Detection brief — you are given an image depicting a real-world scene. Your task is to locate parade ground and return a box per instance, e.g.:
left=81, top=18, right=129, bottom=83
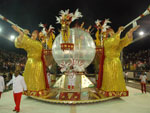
left=0, top=86, right=150, bottom=113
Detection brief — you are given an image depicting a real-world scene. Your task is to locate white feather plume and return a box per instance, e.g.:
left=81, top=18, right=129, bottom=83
left=95, top=19, right=101, bottom=26
left=59, top=9, right=69, bottom=16
left=39, top=22, right=45, bottom=28
left=56, top=9, right=82, bottom=24
left=103, top=19, right=111, bottom=26
left=64, top=9, right=70, bottom=15
left=72, top=9, right=83, bottom=21
left=102, top=19, right=111, bottom=32
left=41, top=28, right=47, bottom=36
left=56, top=16, right=61, bottom=24
left=48, top=25, right=55, bottom=31
left=59, top=10, right=65, bottom=16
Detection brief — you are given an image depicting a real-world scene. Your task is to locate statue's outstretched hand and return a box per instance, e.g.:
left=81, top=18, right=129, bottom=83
left=23, top=29, right=29, bottom=35
left=116, top=26, right=124, bottom=34
left=12, top=25, right=23, bottom=36
left=127, top=25, right=140, bottom=38
left=118, top=26, right=125, bottom=32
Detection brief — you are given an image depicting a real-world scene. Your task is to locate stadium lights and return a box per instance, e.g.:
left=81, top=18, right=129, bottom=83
left=10, top=35, right=15, bottom=41
left=139, top=31, right=144, bottom=36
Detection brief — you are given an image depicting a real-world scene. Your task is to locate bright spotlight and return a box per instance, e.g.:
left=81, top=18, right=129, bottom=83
left=139, top=31, right=144, bottom=36
left=10, top=35, right=15, bottom=41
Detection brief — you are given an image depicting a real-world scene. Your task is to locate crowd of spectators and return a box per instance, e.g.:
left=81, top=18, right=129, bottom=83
left=123, top=49, right=150, bottom=71
left=0, top=49, right=26, bottom=73
left=0, top=49, right=26, bottom=88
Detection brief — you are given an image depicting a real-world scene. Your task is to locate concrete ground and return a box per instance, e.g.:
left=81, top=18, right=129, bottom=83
left=0, top=86, right=150, bottom=113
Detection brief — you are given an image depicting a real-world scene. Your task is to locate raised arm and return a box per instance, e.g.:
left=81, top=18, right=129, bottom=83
left=12, top=25, right=31, bottom=50
left=118, top=25, right=140, bottom=51
left=12, top=25, right=24, bottom=43
left=12, top=25, right=42, bottom=52
left=116, top=26, right=124, bottom=34
left=6, top=78, right=13, bottom=86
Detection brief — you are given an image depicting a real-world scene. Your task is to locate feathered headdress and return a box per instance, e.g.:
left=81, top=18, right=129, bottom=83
left=39, top=22, right=45, bottom=28
left=48, top=25, right=55, bottom=33
left=95, top=19, right=101, bottom=27
left=56, top=9, right=83, bottom=24
left=39, top=22, right=48, bottom=36
left=72, top=9, right=83, bottom=21
left=94, top=19, right=102, bottom=30
left=95, top=18, right=111, bottom=32
left=101, top=19, right=111, bottom=32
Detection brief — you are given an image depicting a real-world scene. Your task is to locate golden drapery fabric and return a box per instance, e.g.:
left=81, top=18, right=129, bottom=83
left=15, top=35, right=47, bottom=93
left=101, top=32, right=132, bottom=93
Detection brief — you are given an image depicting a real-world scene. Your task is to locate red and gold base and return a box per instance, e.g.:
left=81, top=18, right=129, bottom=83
left=96, top=47, right=102, bottom=53
left=99, top=90, right=128, bottom=97
left=59, top=92, right=80, bottom=100
left=61, top=43, right=74, bottom=51
left=43, top=49, right=52, bottom=55
left=23, top=89, right=50, bottom=97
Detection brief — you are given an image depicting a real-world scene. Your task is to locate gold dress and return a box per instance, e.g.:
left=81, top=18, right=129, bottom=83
left=100, top=32, right=132, bottom=97
left=15, top=35, right=49, bottom=96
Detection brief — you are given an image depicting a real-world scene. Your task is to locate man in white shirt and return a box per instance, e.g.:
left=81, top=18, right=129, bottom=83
left=7, top=70, right=27, bottom=113
left=140, top=72, right=147, bottom=93
left=0, top=75, right=5, bottom=98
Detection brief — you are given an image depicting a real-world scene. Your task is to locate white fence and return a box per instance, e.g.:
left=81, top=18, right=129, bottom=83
left=127, top=72, right=150, bottom=81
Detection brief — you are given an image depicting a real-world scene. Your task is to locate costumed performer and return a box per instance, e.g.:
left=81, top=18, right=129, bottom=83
left=100, top=25, right=140, bottom=97
left=12, top=25, right=49, bottom=97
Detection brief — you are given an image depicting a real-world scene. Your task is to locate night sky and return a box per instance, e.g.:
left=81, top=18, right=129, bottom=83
left=0, top=0, right=150, bottom=53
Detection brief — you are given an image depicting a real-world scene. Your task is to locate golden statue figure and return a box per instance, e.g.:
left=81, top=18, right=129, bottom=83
left=94, top=19, right=103, bottom=47
left=47, top=25, right=55, bottom=49
left=99, top=26, right=140, bottom=97
left=56, top=9, right=82, bottom=42
left=12, top=25, right=49, bottom=97
left=60, top=20, right=70, bottom=42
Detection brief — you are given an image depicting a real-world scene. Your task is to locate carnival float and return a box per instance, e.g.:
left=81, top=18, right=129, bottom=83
left=0, top=5, right=150, bottom=104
